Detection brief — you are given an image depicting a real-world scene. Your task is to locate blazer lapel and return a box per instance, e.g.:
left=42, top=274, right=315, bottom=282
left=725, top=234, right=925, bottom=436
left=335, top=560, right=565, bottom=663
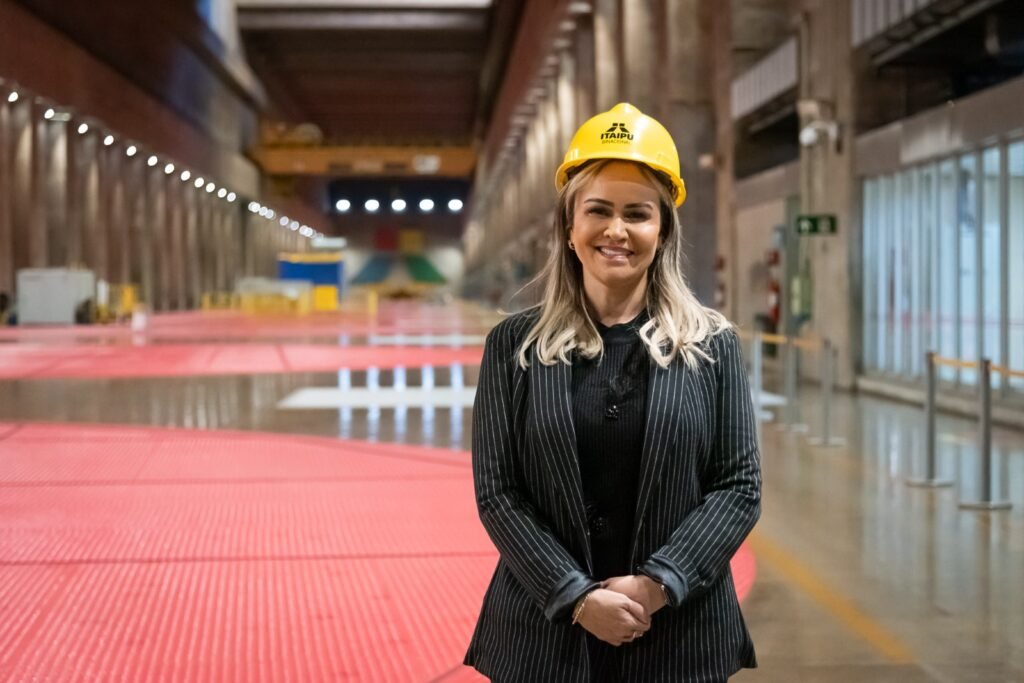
left=530, top=356, right=593, bottom=571
left=630, top=354, right=687, bottom=563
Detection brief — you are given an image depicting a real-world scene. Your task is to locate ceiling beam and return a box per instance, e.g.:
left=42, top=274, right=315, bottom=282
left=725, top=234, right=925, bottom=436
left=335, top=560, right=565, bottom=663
left=236, top=0, right=491, bottom=8
left=255, top=145, right=477, bottom=177
left=481, top=0, right=572, bottom=171
left=238, top=9, right=487, bottom=32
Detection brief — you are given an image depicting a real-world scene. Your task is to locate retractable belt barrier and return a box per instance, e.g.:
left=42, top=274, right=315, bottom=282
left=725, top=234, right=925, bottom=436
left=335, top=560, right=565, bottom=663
left=737, top=330, right=844, bottom=448
left=907, top=352, right=1015, bottom=511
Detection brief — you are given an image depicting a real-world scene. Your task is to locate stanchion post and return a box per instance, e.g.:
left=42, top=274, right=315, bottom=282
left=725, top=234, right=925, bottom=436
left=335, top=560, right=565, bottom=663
left=809, top=339, right=846, bottom=447
left=751, top=332, right=764, bottom=422
left=908, top=351, right=952, bottom=488
left=959, top=358, right=1012, bottom=510
left=777, top=339, right=808, bottom=433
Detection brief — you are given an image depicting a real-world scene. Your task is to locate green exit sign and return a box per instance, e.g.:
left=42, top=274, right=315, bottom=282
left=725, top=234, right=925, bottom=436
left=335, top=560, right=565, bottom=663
left=795, top=214, right=837, bottom=235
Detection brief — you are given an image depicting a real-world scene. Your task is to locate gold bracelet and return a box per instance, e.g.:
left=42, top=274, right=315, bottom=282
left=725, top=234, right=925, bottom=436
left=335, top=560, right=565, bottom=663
left=571, top=593, right=591, bottom=625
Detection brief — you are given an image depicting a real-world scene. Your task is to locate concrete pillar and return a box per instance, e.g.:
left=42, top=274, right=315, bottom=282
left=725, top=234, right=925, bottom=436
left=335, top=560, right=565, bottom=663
left=43, top=118, right=69, bottom=267
left=28, top=112, right=47, bottom=268
left=661, top=0, right=718, bottom=305
left=78, top=130, right=102, bottom=279
left=186, top=189, right=200, bottom=307
left=0, top=98, right=12, bottom=294
left=573, top=13, right=597, bottom=118
left=593, top=0, right=622, bottom=111
left=797, top=0, right=856, bottom=387
left=713, top=0, right=737, bottom=319
left=622, top=0, right=669, bottom=120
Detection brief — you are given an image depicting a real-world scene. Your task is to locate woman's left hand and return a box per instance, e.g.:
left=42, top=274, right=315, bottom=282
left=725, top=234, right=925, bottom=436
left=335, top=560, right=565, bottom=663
left=602, top=575, right=668, bottom=617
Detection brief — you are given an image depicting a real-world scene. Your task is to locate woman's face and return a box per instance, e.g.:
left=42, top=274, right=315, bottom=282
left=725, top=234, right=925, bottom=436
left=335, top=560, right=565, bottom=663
left=569, top=161, right=663, bottom=293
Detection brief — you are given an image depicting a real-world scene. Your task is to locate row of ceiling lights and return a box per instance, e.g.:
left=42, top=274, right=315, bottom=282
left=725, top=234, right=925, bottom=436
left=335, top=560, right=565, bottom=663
left=334, top=198, right=464, bottom=214
left=3, top=80, right=322, bottom=241
left=246, top=202, right=320, bottom=238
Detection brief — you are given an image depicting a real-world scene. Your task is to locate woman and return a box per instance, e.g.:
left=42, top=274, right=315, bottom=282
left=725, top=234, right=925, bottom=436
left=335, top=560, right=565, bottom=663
left=465, top=103, right=761, bottom=682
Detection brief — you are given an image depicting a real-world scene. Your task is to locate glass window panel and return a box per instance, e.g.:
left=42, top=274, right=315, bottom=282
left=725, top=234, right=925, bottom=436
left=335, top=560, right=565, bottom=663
left=1009, top=142, right=1024, bottom=392
left=863, top=179, right=879, bottom=371
left=981, top=147, right=1002, bottom=374
left=920, top=163, right=937, bottom=358
left=938, top=160, right=958, bottom=382
left=892, top=172, right=906, bottom=374
left=959, top=153, right=978, bottom=385
left=879, top=174, right=893, bottom=372
left=907, top=167, right=923, bottom=377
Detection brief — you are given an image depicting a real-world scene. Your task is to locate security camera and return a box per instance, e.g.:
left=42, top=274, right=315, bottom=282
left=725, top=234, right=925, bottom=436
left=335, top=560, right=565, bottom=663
left=798, top=120, right=840, bottom=150
left=799, top=125, right=820, bottom=147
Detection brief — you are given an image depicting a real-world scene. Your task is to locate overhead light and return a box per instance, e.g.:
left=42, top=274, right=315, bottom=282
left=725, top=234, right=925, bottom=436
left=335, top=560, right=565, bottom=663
left=392, top=198, right=406, bottom=213
left=6, top=91, right=18, bottom=103
left=147, top=155, right=158, bottom=167
left=227, top=192, right=236, bottom=202
left=419, top=198, right=435, bottom=213
left=365, top=199, right=380, bottom=213
left=560, top=20, right=576, bottom=32
left=77, top=123, right=89, bottom=135
left=194, top=177, right=205, bottom=188
left=448, top=198, right=464, bottom=213
left=43, top=108, right=55, bottom=120
left=259, top=207, right=269, bottom=217
left=164, top=163, right=175, bottom=175
left=103, top=135, right=115, bottom=146
left=266, top=209, right=275, bottom=220
left=126, top=145, right=138, bottom=157
left=280, top=216, right=290, bottom=226
left=205, top=182, right=215, bottom=193
left=290, top=220, right=300, bottom=230
left=335, top=199, right=351, bottom=213
left=217, top=188, right=227, bottom=199
left=248, top=201, right=260, bottom=213
left=568, top=1, right=592, bottom=15
left=180, top=170, right=192, bottom=182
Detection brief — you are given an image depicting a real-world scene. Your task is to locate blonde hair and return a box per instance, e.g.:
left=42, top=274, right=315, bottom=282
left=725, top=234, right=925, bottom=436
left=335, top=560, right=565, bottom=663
left=516, top=159, right=730, bottom=369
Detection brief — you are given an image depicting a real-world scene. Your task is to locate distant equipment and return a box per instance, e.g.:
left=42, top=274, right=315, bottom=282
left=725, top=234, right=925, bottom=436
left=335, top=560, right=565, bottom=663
left=17, top=268, right=96, bottom=325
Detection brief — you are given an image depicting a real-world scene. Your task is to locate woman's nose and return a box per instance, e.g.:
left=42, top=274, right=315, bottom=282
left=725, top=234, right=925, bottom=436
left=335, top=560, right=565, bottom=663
left=603, top=216, right=627, bottom=239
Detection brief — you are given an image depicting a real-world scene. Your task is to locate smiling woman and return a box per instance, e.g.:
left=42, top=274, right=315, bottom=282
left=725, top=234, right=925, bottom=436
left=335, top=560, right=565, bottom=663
left=465, top=103, right=762, bottom=683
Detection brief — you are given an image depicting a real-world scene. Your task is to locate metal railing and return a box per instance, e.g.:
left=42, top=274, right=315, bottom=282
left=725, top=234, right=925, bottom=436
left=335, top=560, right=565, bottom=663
left=907, top=351, right=1020, bottom=511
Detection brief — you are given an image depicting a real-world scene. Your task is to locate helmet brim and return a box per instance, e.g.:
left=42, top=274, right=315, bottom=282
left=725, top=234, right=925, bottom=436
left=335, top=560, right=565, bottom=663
left=554, top=154, right=687, bottom=207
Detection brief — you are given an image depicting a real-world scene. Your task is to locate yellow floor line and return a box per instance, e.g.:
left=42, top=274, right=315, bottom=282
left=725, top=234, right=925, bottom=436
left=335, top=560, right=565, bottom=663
left=748, top=532, right=916, bottom=664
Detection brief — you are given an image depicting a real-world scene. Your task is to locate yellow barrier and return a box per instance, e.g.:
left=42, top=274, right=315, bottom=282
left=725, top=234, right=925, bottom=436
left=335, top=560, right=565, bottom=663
left=991, top=363, right=1024, bottom=380
left=932, top=355, right=979, bottom=371
left=312, top=286, right=339, bottom=312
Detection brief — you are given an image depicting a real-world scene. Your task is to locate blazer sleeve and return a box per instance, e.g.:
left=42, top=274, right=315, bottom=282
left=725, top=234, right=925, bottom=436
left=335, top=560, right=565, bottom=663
left=472, top=321, right=599, bottom=622
left=639, top=329, right=762, bottom=607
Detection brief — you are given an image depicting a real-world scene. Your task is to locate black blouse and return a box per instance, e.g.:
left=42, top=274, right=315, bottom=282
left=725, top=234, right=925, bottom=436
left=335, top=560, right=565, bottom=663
left=572, top=310, right=651, bottom=681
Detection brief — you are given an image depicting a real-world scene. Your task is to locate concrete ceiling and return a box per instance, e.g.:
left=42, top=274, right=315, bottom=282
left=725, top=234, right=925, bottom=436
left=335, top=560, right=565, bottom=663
left=238, top=0, right=524, bottom=148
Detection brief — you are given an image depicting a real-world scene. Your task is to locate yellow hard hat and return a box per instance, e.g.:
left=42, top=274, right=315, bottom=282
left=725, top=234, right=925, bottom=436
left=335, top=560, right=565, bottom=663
left=555, top=102, right=686, bottom=207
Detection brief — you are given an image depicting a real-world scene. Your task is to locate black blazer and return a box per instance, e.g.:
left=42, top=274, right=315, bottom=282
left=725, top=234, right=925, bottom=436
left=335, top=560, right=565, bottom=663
left=465, top=311, right=762, bottom=683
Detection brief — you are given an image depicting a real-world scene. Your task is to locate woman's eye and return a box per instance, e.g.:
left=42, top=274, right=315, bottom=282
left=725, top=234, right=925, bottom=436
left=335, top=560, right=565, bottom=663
left=586, top=207, right=609, bottom=216
left=628, top=212, right=650, bottom=221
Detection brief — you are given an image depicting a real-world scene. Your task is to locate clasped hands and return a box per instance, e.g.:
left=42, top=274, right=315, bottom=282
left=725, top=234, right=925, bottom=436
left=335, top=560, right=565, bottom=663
left=574, top=574, right=667, bottom=646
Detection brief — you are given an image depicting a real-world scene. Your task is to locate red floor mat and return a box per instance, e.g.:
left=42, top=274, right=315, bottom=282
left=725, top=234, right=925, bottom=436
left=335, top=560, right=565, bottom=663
left=0, top=344, right=483, bottom=380
left=0, top=308, right=496, bottom=344
left=0, top=423, right=756, bottom=681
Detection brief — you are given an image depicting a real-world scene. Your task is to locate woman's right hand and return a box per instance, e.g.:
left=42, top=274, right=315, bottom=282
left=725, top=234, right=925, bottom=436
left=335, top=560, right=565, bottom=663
left=576, top=588, right=651, bottom=646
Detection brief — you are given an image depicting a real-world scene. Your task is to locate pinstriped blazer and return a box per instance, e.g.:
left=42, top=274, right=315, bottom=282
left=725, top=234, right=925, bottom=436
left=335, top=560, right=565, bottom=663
left=465, top=310, right=761, bottom=682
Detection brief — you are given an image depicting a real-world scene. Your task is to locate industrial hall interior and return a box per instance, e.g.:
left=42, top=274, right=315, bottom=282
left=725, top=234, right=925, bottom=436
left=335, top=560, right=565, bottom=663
left=1, top=0, right=1022, bottom=681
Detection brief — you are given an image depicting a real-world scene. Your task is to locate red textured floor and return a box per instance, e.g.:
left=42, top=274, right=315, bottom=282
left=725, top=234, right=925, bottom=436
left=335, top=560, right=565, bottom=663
left=0, top=344, right=483, bottom=380
left=0, top=308, right=495, bottom=344
left=0, top=423, right=756, bottom=682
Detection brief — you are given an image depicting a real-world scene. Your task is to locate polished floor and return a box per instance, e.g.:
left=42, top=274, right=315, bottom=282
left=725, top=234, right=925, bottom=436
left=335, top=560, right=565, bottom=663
left=1, top=302, right=1022, bottom=682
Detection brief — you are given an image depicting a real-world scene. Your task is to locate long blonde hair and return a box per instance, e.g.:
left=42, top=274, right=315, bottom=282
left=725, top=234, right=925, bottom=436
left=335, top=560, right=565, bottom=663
left=516, top=159, right=730, bottom=369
